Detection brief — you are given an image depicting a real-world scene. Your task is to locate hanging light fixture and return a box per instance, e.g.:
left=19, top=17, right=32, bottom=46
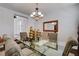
left=30, top=3, right=44, bottom=21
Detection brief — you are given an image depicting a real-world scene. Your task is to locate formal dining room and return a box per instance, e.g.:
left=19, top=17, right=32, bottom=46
left=0, top=3, right=79, bottom=56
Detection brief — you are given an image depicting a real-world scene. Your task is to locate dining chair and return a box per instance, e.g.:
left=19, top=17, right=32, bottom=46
left=62, top=39, right=78, bottom=56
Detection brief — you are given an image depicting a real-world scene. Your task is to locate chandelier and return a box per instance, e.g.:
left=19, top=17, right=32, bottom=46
left=30, top=3, right=44, bottom=21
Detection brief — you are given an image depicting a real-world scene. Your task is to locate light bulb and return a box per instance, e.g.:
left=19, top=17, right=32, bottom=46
left=30, top=14, right=33, bottom=17
left=40, top=14, right=43, bottom=17
left=32, top=12, right=36, bottom=15
left=38, top=12, right=41, bottom=15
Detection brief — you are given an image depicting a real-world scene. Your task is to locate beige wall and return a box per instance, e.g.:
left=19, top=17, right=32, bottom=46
left=34, top=5, right=78, bottom=53
left=0, top=6, right=35, bottom=38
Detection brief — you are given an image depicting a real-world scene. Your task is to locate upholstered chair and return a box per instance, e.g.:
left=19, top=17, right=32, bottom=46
left=41, top=32, right=48, bottom=40
left=20, top=32, right=29, bottom=41
left=48, top=33, right=57, bottom=42
left=62, top=39, right=78, bottom=56
left=5, top=35, right=37, bottom=56
left=5, top=36, right=22, bottom=56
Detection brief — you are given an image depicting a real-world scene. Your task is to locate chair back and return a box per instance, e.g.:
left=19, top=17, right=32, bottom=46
left=62, top=39, right=77, bottom=56
left=20, top=32, right=28, bottom=41
left=48, top=33, right=57, bottom=42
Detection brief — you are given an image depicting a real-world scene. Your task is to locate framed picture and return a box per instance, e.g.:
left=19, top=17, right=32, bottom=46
left=43, top=20, right=58, bottom=32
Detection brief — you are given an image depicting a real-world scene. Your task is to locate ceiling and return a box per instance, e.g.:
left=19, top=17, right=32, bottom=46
left=0, top=3, right=78, bottom=16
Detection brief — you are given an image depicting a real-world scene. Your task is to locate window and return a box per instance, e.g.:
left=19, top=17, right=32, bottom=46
left=14, top=16, right=27, bottom=39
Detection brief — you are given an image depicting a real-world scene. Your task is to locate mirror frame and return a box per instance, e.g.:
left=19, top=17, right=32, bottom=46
left=43, top=20, right=58, bottom=32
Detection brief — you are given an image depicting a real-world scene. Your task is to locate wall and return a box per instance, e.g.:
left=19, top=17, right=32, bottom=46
left=0, top=6, right=35, bottom=38
left=35, top=5, right=78, bottom=54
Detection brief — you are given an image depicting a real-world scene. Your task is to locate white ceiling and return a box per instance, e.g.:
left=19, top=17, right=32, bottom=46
left=0, top=3, right=78, bottom=16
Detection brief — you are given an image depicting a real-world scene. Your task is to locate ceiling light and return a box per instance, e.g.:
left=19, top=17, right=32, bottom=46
left=30, top=3, right=44, bottom=21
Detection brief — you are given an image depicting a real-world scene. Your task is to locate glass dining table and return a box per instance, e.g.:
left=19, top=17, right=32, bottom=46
left=16, top=39, right=59, bottom=56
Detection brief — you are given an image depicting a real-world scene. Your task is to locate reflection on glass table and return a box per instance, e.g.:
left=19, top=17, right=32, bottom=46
left=17, top=39, right=59, bottom=56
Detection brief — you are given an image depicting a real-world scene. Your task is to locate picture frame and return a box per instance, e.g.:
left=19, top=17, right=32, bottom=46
left=43, top=20, right=58, bottom=32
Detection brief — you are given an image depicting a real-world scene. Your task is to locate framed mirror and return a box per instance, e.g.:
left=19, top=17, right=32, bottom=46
left=43, top=20, right=58, bottom=32
left=43, top=20, right=58, bottom=50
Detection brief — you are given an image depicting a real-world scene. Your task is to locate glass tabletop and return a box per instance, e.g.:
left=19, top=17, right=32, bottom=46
left=17, top=39, right=58, bottom=56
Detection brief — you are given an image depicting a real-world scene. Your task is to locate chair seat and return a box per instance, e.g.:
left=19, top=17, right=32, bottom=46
left=18, top=43, right=26, bottom=49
